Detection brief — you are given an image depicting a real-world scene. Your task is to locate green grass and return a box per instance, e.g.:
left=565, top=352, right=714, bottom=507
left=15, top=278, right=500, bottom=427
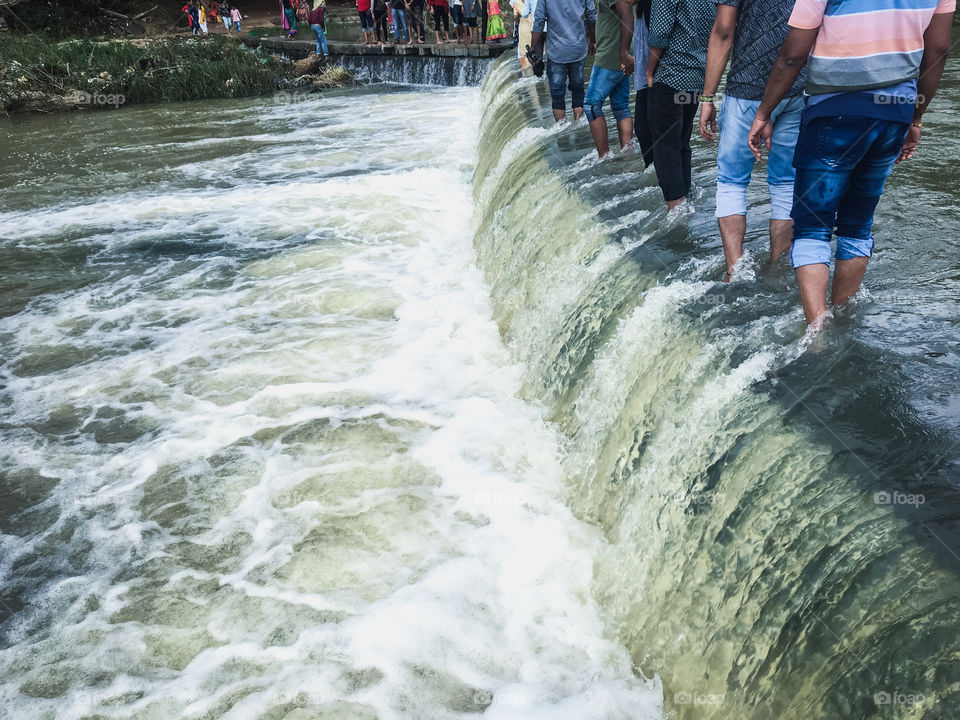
left=0, top=35, right=292, bottom=112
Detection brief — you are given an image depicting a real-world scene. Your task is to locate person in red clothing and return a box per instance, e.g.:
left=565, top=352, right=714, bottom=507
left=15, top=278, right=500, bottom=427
left=357, top=0, right=376, bottom=43
left=427, top=0, right=450, bottom=43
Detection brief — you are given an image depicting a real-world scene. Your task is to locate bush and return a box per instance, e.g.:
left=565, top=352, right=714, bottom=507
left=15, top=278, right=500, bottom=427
left=0, top=34, right=290, bottom=111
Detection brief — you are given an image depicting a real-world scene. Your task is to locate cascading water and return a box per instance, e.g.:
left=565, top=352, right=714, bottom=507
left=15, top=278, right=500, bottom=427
left=0, top=82, right=662, bottom=719
left=336, top=55, right=493, bottom=87
left=472, top=57, right=960, bottom=719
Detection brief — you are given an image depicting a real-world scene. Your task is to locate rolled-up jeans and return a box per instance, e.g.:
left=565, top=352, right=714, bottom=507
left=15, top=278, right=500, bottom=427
left=584, top=66, right=632, bottom=123
left=546, top=58, right=585, bottom=112
left=790, top=115, right=909, bottom=268
left=715, top=94, right=802, bottom=221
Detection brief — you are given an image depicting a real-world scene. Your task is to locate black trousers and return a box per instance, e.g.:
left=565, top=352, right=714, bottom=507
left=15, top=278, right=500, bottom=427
left=374, top=10, right=388, bottom=42
left=634, top=89, right=655, bottom=168
left=647, top=82, right=697, bottom=201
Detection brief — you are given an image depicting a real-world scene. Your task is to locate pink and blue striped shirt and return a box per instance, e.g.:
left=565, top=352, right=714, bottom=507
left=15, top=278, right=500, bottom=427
left=789, top=0, right=956, bottom=95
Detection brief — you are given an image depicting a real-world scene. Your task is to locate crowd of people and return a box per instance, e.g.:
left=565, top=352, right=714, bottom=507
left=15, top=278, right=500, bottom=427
left=518, top=0, right=954, bottom=325
left=182, top=0, right=245, bottom=35
left=353, top=0, right=508, bottom=45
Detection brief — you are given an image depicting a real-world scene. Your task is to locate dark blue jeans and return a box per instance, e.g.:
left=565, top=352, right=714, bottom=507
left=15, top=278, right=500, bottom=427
left=546, top=58, right=585, bottom=112
left=790, top=116, right=909, bottom=268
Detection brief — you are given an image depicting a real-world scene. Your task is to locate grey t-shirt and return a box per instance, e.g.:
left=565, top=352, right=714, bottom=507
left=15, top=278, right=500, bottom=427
left=533, top=0, right=599, bottom=65
left=718, top=0, right=805, bottom=100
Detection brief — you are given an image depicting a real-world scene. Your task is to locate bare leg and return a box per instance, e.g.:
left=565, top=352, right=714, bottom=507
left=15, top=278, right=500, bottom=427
left=553, top=109, right=566, bottom=122
left=718, top=214, right=747, bottom=281
left=796, top=263, right=830, bottom=324
left=588, top=117, right=609, bottom=158
left=616, top=117, right=633, bottom=150
left=666, top=198, right=684, bottom=211
left=831, top=257, right=869, bottom=307
left=769, top=219, right=792, bottom=264
left=572, top=107, right=583, bottom=120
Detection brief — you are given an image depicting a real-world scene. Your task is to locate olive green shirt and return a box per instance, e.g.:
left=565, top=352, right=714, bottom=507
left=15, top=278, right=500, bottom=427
left=593, top=0, right=623, bottom=72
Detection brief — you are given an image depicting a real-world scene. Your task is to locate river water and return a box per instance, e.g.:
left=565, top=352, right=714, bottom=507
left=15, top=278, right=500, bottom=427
left=1, top=57, right=959, bottom=720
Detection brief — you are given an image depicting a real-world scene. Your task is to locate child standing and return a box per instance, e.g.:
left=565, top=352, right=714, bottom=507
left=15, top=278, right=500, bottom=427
left=230, top=4, right=243, bottom=31
left=485, top=0, right=506, bottom=41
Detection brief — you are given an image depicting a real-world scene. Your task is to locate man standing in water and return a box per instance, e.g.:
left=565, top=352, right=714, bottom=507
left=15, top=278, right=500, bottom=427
left=698, top=0, right=805, bottom=281
left=646, top=0, right=715, bottom=209
left=747, top=0, right=955, bottom=324
left=583, top=0, right=634, bottom=157
left=531, top=0, right=598, bottom=122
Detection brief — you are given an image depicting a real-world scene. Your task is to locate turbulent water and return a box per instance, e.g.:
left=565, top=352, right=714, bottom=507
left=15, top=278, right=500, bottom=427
left=472, top=58, right=960, bottom=719
left=1, top=55, right=960, bottom=720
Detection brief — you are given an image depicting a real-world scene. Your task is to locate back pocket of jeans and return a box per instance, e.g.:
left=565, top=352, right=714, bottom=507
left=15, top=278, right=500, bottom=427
left=814, top=117, right=868, bottom=170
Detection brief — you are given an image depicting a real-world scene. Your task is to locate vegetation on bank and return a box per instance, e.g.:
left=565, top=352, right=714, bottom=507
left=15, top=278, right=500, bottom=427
left=0, top=34, right=350, bottom=115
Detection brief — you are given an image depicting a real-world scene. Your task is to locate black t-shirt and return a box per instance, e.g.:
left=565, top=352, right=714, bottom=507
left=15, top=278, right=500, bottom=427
left=390, top=0, right=405, bottom=9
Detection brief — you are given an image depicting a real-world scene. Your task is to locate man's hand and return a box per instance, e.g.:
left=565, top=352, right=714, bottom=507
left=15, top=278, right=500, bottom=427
left=747, top=110, right=773, bottom=161
left=699, top=101, right=717, bottom=142
left=620, top=50, right=634, bottom=75
left=589, top=41, right=597, bottom=55
left=896, top=125, right=921, bottom=164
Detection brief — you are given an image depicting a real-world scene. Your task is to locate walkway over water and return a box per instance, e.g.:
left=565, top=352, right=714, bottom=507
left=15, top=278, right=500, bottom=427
left=241, top=35, right=513, bottom=60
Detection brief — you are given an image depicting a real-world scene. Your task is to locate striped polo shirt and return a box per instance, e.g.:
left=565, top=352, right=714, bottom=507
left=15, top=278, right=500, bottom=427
left=789, top=0, right=956, bottom=95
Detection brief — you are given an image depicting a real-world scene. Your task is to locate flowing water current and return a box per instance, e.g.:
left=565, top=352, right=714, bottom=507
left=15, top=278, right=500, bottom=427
left=1, top=57, right=959, bottom=720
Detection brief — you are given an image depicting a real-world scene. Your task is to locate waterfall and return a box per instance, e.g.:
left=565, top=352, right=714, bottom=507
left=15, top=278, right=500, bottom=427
left=336, top=54, right=494, bottom=87
left=471, top=56, right=960, bottom=719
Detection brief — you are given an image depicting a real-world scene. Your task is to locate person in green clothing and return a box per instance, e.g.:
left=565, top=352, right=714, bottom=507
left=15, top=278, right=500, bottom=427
left=583, top=0, right=634, bottom=157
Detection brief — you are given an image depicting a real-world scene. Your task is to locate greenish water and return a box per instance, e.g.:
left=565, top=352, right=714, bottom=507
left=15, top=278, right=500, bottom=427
left=469, top=57, right=960, bottom=719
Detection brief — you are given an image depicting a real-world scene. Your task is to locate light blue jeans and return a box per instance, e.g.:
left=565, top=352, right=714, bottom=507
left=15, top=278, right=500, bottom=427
left=311, top=24, right=328, bottom=55
left=716, top=94, right=803, bottom=220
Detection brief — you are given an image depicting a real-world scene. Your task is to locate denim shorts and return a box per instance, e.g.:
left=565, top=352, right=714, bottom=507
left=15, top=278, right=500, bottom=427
left=584, top=66, right=632, bottom=123
left=716, top=94, right=802, bottom=220
left=790, top=115, right=909, bottom=268
left=358, top=9, right=374, bottom=30
left=451, top=4, right=464, bottom=26
left=546, top=58, right=585, bottom=111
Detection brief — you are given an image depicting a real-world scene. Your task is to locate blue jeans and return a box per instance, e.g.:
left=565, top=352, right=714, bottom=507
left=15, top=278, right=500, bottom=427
left=311, top=24, right=328, bottom=55
left=584, top=66, right=632, bottom=123
left=393, top=8, right=408, bottom=41
left=790, top=116, right=909, bottom=268
left=716, top=94, right=802, bottom=220
left=546, top=58, right=585, bottom=112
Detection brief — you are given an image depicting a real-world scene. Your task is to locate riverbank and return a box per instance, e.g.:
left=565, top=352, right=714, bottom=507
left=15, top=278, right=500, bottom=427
left=0, top=34, right=353, bottom=116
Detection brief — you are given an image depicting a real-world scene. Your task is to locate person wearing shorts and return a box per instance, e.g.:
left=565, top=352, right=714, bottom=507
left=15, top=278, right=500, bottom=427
left=357, top=0, right=375, bottom=43
left=450, top=0, right=466, bottom=42
left=531, top=0, right=598, bottom=122
left=428, top=0, right=451, bottom=42
left=584, top=0, right=633, bottom=157
left=462, top=0, right=480, bottom=43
